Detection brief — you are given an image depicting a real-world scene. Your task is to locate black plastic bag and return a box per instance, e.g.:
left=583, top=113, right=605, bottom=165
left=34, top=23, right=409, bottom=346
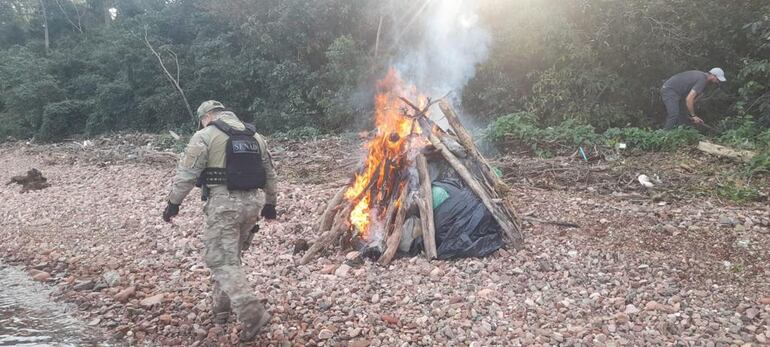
left=430, top=178, right=504, bottom=259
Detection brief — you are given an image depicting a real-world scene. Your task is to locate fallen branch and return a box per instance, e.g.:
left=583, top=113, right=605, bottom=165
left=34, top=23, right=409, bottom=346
left=697, top=141, right=756, bottom=163
left=522, top=216, right=580, bottom=229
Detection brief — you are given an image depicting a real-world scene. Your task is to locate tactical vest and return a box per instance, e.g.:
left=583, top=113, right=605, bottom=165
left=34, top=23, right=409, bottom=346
left=201, top=120, right=267, bottom=191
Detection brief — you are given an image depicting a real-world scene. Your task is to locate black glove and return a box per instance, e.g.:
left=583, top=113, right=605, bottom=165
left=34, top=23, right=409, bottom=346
left=162, top=202, right=180, bottom=223
left=261, top=204, right=277, bottom=220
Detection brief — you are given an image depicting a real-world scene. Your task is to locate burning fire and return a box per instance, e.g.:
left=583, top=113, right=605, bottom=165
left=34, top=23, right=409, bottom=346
left=345, top=68, right=427, bottom=238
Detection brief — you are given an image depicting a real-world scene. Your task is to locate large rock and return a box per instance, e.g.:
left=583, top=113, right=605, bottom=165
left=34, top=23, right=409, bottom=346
left=32, top=271, right=51, bottom=282
left=320, top=264, right=337, bottom=274
left=159, top=314, right=172, bottom=324
left=93, top=271, right=121, bottom=291
left=73, top=280, right=95, bottom=291
left=381, top=314, right=399, bottom=325
left=140, top=293, right=164, bottom=307
left=625, top=304, right=640, bottom=315
left=335, top=264, right=351, bottom=278
left=115, top=286, right=136, bottom=302
left=102, top=271, right=121, bottom=287
left=348, top=339, right=370, bottom=347
left=477, top=288, right=497, bottom=299
left=318, top=329, right=334, bottom=340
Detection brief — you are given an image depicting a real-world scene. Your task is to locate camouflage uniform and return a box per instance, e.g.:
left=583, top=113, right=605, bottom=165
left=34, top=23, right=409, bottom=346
left=166, top=110, right=277, bottom=330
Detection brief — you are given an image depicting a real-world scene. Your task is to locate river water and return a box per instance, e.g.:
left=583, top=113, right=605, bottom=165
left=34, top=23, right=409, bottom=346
left=0, top=262, right=104, bottom=346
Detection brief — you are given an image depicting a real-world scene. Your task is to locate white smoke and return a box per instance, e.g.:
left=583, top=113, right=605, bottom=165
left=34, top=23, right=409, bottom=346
left=394, top=0, right=490, bottom=99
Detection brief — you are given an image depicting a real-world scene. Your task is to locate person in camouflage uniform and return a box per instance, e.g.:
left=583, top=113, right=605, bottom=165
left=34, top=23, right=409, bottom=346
left=162, top=100, right=278, bottom=341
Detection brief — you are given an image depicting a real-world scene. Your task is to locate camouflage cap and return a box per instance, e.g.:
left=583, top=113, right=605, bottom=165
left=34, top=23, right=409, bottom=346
left=196, top=100, right=225, bottom=119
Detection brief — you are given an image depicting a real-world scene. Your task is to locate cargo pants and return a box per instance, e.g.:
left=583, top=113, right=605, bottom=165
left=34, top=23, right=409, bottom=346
left=203, top=186, right=264, bottom=321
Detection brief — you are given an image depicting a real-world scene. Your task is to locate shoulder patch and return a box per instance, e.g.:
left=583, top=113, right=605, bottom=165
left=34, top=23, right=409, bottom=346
left=181, top=143, right=206, bottom=169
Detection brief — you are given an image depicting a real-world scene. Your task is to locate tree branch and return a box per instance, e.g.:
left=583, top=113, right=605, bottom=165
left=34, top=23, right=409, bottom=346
left=144, top=27, right=196, bottom=124
left=54, top=0, right=83, bottom=34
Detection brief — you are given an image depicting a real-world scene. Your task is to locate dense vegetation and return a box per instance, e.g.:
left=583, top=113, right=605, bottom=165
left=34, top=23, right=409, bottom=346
left=1, top=0, right=769, bottom=144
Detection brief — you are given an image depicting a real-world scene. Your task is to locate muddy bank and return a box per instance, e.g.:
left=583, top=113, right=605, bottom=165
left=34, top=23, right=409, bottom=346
left=0, top=135, right=769, bottom=346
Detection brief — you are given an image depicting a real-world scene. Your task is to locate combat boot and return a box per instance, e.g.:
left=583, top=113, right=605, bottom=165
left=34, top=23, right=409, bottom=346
left=239, top=302, right=271, bottom=342
left=212, top=283, right=231, bottom=324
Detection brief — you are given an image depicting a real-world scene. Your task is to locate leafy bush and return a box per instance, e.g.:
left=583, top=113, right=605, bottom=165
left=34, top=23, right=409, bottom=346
left=488, top=112, right=601, bottom=145
left=714, top=116, right=770, bottom=175
left=716, top=179, right=763, bottom=202
left=603, top=127, right=703, bottom=152
left=486, top=112, right=539, bottom=143
left=85, top=81, right=136, bottom=135
left=717, top=116, right=764, bottom=149
left=747, top=152, right=770, bottom=175
left=488, top=112, right=706, bottom=154
left=37, top=100, right=93, bottom=142
left=734, top=59, right=770, bottom=124
left=526, top=66, right=639, bottom=129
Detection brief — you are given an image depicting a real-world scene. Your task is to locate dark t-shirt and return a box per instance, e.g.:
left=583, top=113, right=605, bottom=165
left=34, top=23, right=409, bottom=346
left=663, top=70, right=708, bottom=96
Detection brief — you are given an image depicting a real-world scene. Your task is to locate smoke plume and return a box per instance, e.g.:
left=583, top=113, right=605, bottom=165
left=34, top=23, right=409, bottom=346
left=394, top=0, right=490, bottom=100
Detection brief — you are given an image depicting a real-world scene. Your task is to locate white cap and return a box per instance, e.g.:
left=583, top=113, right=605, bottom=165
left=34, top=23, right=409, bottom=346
left=709, top=67, right=726, bottom=82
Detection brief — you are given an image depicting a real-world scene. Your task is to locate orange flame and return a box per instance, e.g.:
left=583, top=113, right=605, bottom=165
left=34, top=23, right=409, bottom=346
left=345, top=68, right=426, bottom=238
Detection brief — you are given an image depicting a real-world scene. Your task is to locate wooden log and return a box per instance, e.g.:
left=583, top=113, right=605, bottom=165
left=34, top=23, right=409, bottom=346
left=300, top=203, right=354, bottom=265
left=416, top=154, right=437, bottom=259
left=697, top=141, right=756, bottom=163
left=315, top=186, right=347, bottom=233
left=419, top=117, right=524, bottom=248
left=439, top=100, right=510, bottom=194
left=380, top=186, right=411, bottom=265
left=416, top=198, right=433, bottom=254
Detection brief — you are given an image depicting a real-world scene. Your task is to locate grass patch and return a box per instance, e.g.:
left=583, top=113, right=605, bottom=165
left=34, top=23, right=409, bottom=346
left=715, top=179, right=763, bottom=202
left=487, top=112, right=702, bottom=155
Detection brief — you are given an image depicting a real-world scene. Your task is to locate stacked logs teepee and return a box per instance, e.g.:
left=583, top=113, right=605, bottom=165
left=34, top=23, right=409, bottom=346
left=300, top=100, right=523, bottom=265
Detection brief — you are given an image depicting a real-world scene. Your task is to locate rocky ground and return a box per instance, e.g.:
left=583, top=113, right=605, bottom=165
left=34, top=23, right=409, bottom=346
left=0, top=134, right=769, bottom=346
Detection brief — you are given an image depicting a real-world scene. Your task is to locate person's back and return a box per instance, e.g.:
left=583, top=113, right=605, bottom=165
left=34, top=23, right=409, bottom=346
left=663, top=70, right=709, bottom=97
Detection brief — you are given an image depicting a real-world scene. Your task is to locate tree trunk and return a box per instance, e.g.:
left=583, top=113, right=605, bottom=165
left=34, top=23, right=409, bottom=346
left=104, top=0, right=112, bottom=27
left=39, top=0, right=49, bottom=54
